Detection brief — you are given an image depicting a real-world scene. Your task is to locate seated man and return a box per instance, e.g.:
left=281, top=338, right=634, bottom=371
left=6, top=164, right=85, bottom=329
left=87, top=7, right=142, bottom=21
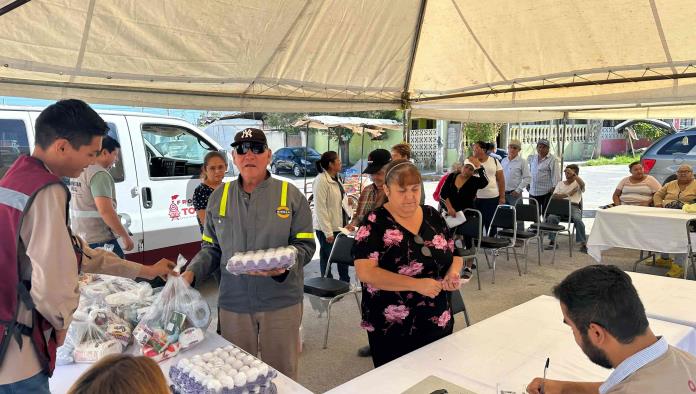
left=652, top=164, right=696, bottom=278
left=526, top=265, right=696, bottom=394
left=545, top=164, right=587, bottom=253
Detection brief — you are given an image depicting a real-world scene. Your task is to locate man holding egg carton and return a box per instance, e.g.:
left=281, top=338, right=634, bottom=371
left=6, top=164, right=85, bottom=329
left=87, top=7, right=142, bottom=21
left=181, top=128, right=316, bottom=380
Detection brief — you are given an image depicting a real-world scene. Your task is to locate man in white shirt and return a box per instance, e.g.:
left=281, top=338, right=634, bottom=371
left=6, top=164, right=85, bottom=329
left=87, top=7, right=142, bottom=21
left=546, top=164, right=587, bottom=253
left=526, top=265, right=696, bottom=394
left=502, top=139, right=531, bottom=207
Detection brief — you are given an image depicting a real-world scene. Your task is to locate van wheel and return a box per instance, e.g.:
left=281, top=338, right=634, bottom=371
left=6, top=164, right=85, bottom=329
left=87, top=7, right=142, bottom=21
left=293, top=165, right=302, bottom=177
left=271, top=164, right=278, bottom=174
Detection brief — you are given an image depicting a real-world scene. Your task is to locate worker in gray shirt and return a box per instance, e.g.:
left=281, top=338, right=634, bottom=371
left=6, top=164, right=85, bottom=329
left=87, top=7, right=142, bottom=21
left=501, top=139, right=531, bottom=206
left=182, top=128, right=315, bottom=380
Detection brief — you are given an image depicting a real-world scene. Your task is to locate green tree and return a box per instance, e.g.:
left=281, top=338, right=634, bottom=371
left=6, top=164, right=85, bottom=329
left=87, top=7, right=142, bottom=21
left=631, top=122, right=669, bottom=140
left=263, top=112, right=306, bottom=134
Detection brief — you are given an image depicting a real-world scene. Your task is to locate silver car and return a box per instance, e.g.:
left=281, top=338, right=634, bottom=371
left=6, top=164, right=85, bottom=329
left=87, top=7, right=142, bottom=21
left=640, top=126, right=696, bottom=184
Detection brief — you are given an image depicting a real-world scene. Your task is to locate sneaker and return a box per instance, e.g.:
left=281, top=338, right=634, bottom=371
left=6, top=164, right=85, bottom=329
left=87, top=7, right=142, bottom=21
left=655, top=257, right=674, bottom=268
left=666, top=264, right=685, bottom=278
left=357, top=345, right=371, bottom=357
left=544, top=242, right=558, bottom=251
left=462, top=267, right=473, bottom=279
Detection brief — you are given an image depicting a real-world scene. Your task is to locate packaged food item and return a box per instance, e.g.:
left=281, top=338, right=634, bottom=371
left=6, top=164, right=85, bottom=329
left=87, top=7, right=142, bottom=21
left=226, top=246, right=297, bottom=275
left=134, top=255, right=210, bottom=362
left=169, top=344, right=278, bottom=394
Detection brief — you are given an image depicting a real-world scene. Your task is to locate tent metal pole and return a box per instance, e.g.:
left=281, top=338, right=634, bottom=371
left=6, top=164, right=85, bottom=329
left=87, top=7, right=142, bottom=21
left=304, top=125, right=309, bottom=195
left=359, top=127, right=366, bottom=194
left=560, top=112, right=568, bottom=171
left=403, top=109, right=412, bottom=142
left=402, top=0, right=428, bottom=97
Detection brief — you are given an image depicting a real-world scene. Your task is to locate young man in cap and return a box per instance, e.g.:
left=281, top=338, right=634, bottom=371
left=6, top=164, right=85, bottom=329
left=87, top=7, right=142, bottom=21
left=182, top=128, right=315, bottom=380
left=526, top=265, right=696, bottom=393
left=69, top=135, right=133, bottom=258
left=0, top=99, right=174, bottom=392
left=346, top=148, right=392, bottom=231
left=528, top=138, right=561, bottom=215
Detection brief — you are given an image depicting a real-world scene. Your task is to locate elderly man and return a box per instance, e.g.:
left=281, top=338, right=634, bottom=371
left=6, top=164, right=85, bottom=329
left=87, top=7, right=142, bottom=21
left=182, top=128, right=315, bottom=379
left=502, top=139, right=531, bottom=207
left=652, top=164, right=696, bottom=278
left=526, top=265, right=696, bottom=394
left=528, top=138, right=561, bottom=215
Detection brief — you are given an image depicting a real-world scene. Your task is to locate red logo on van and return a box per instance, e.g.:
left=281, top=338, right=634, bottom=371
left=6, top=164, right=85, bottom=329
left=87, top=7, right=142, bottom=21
left=168, top=194, right=196, bottom=221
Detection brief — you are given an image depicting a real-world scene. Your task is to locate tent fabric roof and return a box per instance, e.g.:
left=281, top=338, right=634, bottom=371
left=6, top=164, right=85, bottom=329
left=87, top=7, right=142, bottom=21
left=1, top=0, right=696, bottom=120
left=293, top=116, right=401, bottom=136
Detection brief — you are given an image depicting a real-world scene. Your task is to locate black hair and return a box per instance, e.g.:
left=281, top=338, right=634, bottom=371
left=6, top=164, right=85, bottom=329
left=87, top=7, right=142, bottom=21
left=34, top=99, right=109, bottom=150
left=100, top=136, right=121, bottom=153
left=553, top=265, right=649, bottom=344
left=316, top=151, right=338, bottom=173
left=200, top=151, right=228, bottom=181
left=475, top=141, right=488, bottom=150
left=566, top=163, right=580, bottom=175
left=628, top=161, right=641, bottom=171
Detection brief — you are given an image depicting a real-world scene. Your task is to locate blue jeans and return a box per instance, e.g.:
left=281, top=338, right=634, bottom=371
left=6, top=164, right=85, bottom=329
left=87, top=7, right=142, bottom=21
left=547, top=205, right=587, bottom=244
left=475, top=197, right=500, bottom=235
left=89, top=238, right=125, bottom=258
left=505, top=192, right=524, bottom=232
left=0, top=372, right=50, bottom=394
left=316, top=231, right=350, bottom=282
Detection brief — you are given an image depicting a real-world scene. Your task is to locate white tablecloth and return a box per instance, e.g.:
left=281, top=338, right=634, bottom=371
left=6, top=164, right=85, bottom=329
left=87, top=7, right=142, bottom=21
left=628, top=271, right=696, bottom=328
left=49, top=333, right=312, bottom=394
left=587, top=205, right=696, bottom=262
left=326, top=295, right=696, bottom=394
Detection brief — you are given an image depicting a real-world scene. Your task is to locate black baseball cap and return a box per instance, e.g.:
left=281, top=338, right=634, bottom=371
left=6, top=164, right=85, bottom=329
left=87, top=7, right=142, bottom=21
left=363, top=149, right=391, bottom=174
left=231, top=128, right=267, bottom=147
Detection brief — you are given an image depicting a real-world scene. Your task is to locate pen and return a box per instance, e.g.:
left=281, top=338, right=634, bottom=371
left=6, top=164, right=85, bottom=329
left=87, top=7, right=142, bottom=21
left=540, top=357, right=550, bottom=394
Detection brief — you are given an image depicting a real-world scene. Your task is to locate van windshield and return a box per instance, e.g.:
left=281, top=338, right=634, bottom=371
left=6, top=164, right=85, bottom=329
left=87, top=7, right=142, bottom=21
left=142, top=124, right=216, bottom=178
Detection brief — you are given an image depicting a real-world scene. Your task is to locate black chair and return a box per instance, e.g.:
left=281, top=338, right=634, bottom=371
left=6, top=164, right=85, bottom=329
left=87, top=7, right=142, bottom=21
left=456, top=208, right=484, bottom=290
left=484, top=205, right=522, bottom=284
left=529, top=198, right=574, bottom=264
left=503, top=197, right=543, bottom=272
left=303, top=233, right=361, bottom=348
left=450, top=289, right=471, bottom=326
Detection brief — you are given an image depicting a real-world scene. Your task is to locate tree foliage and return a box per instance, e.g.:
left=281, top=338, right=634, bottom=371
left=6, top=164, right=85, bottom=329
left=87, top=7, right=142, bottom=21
left=462, top=122, right=502, bottom=145
left=631, top=122, right=669, bottom=140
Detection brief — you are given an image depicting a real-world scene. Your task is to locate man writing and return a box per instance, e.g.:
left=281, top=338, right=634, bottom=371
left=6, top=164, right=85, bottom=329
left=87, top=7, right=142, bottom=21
left=0, top=99, right=174, bottom=393
left=526, top=265, right=696, bottom=394
left=181, top=128, right=315, bottom=380
left=69, top=135, right=134, bottom=257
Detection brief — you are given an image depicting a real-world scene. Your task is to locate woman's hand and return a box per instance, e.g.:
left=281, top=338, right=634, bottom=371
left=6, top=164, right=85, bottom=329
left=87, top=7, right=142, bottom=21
left=467, top=156, right=481, bottom=168
left=442, top=270, right=461, bottom=291
left=327, top=235, right=335, bottom=244
left=415, top=278, right=443, bottom=298
left=447, top=207, right=457, bottom=218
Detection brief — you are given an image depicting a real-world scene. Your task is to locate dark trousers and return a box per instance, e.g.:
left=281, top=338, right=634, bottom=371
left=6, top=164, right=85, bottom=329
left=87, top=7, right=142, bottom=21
left=475, top=197, right=500, bottom=235
left=367, top=319, right=454, bottom=367
left=316, top=230, right=349, bottom=282
left=530, top=192, right=553, bottom=217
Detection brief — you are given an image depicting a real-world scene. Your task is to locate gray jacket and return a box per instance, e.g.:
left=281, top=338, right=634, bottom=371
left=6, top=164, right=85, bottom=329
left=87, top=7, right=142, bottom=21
left=187, top=174, right=316, bottom=313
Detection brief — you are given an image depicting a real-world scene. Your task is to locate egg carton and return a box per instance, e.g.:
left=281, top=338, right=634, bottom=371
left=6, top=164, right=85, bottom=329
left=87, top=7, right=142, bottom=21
left=169, top=344, right=278, bottom=394
left=226, top=247, right=297, bottom=275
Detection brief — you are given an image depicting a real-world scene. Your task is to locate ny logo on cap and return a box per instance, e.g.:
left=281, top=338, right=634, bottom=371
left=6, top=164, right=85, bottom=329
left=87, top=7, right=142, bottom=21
left=242, top=129, right=253, bottom=138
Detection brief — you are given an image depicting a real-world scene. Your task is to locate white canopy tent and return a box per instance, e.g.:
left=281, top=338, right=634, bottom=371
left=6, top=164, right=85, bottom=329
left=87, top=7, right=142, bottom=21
left=1, top=0, right=696, bottom=121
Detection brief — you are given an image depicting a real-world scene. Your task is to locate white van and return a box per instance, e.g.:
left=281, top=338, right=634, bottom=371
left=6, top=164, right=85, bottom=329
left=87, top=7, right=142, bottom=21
left=0, top=106, right=233, bottom=264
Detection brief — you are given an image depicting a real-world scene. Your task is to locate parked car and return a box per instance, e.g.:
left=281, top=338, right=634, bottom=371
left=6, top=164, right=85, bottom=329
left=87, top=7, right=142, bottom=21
left=640, top=126, right=696, bottom=184
left=271, top=147, right=321, bottom=176
left=0, top=106, right=236, bottom=263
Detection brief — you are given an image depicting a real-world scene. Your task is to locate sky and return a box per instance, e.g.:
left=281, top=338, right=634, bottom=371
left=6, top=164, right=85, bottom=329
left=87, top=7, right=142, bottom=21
left=0, top=96, right=222, bottom=125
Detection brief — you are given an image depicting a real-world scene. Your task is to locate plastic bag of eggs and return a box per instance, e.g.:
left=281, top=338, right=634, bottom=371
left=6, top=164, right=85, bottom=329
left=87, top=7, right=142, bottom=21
left=226, top=246, right=297, bottom=275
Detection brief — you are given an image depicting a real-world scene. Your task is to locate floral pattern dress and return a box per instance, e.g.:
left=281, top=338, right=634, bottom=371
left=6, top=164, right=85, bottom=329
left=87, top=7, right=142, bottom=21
left=352, top=205, right=456, bottom=340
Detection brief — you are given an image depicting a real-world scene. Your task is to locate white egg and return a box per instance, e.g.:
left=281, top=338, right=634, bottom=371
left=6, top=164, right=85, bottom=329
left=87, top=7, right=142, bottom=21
left=234, top=372, right=247, bottom=387
left=202, top=352, right=214, bottom=361
left=192, top=354, right=202, bottom=361
left=258, top=364, right=269, bottom=377
left=251, top=360, right=262, bottom=368
left=239, top=365, right=250, bottom=373
left=230, top=348, right=241, bottom=356
left=220, top=376, right=235, bottom=389
left=232, top=359, right=243, bottom=370
left=208, top=379, right=222, bottom=392
left=242, top=355, right=255, bottom=364
left=224, top=345, right=235, bottom=352
left=246, top=367, right=259, bottom=382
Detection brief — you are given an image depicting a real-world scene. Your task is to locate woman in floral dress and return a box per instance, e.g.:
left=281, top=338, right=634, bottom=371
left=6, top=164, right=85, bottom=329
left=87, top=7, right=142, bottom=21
left=352, top=159, right=464, bottom=367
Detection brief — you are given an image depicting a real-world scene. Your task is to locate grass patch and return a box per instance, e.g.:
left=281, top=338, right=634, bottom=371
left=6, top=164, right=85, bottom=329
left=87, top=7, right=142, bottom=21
left=583, top=155, right=641, bottom=166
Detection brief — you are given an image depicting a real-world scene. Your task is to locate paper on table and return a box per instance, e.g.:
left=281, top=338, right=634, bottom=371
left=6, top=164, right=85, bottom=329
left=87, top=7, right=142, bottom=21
left=401, top=375, right=477, bottom=394
left=442, top=210, right=466, bottom=228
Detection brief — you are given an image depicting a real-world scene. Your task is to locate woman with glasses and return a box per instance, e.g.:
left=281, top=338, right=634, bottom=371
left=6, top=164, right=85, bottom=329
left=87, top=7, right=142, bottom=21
left=312, top=151, right=350, bottom=282
left=352, top=159, right=463, bottom=367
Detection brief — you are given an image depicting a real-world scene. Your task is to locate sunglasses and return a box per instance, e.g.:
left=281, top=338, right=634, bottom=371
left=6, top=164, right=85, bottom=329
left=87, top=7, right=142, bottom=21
left=413, top=234, right=432, bottom=257
left=235, top=142, right=267, bottom=155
